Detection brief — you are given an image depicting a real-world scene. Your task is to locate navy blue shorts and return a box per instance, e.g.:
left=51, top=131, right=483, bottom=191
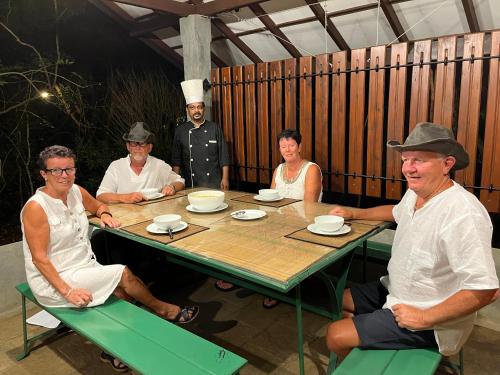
left=350, top=281, right=437, bottom=350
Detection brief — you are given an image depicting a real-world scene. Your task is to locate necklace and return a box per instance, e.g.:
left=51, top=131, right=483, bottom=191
left=282, top=161, right=306, bottom=184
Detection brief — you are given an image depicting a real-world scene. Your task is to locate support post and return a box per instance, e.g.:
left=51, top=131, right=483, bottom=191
left=180, top=14, right=212, bottom=120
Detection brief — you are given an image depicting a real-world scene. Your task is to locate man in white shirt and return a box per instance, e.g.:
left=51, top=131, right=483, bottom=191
left=97, top=122, right=185, bottom=203
left=326, top=122, right=499, bottom=360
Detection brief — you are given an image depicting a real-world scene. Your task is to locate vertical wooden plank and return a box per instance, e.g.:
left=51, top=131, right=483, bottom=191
left=331, top=51, right=347, bottom=193
left=232, top=66, right=246, bottom=181
left=433, top=36, right=457, bottom=129
left=210, top=68, right=222, bottom=127
left=270, top=60, right=283, bottom=168
left=315, top=53, right=330, bottom=186
left=299, top=56, right=313, bottom=161
left=408, top=40, right=432, bottom=131
left=284, top=58, right=297, bottom=130
left=244, top=64, right=257, bottom=183
left=480, top=31, right=500, bottom=212
left=348, top=48, right=366, bottom=195
left=330, top=51, right=347, bottom=193
left=257, top=62, right=270, bottom=184
left=221, top=67, right=234, bottom=178
left=455, top=33, right=484, bottom=188
left=385, top=43, right=408, bottom=200
left=366, top=45, right=386, bottom=198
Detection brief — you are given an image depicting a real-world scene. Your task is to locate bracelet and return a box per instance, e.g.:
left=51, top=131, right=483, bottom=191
left=65, top=288, right=73, bottom=297
left=98, top=211, right=113, bottom=218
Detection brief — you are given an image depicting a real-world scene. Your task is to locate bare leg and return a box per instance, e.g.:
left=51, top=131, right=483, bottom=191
left=116, top=267, right=191, bottom=320
left=326, top=318, right=361, bottom=361
left=342, top=288, right=355, bottom=318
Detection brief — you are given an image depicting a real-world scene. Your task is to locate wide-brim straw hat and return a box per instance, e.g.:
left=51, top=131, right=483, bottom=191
left=387, top=122, right=469, bottom=170
left=122, top=122, right=154, bottom=143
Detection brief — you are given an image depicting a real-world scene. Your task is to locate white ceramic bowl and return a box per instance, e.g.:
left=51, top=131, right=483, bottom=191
left=188, top=190, right=225, bottom=211
left=141, top=188, right=159, bottom=199
left=314, top=215, right=344, bottom=232
left=153, top=214, right=181, bottom=230
left=258, top=188, right=280, bottom=200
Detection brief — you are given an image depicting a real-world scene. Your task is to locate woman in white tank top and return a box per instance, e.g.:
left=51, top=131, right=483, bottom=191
left=271, top=129, right=322, bottom=202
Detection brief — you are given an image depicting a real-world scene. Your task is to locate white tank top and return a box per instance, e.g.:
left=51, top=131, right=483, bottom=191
left=274, top=161, right=322, bottom=202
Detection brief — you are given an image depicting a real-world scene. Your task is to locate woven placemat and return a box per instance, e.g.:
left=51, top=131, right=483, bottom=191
left=120, top=220, right=208, bottom=244
left=231, top=194, right=300, bottom=208
left=135, top=191, right=187, bottom=206
left=285, top=222, right=380, bottom=249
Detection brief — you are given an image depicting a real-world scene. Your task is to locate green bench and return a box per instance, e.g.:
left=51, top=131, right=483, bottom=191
left=16, top=283, right=247, bottom=374
left=332, top=347, right=463, bottom=375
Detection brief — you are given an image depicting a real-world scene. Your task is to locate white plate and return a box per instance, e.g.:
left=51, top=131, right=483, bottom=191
left=145, top=192, right=165, bottom=200
left=253, top=195, right=282, bottom=202
left=307, top=224, right=351, bottom=236
left=231, top=209, right=267, bottom=220
left=146, top=221, right=188, bottom=234
left=186, top=202, right=229, bottom=213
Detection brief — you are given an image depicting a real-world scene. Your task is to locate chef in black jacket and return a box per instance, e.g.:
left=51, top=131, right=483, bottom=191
left=172, top=79, right=230, bottom=190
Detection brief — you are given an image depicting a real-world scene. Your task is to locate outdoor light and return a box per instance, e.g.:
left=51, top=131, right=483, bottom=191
left=39, top=91, right=51, bottom=100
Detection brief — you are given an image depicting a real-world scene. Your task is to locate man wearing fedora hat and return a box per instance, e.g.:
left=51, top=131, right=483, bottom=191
left=171, top=79, right=230, bottom=190
left=326, top=122, right=498, bottom=360
left=96, top=122, right=185, bottom=203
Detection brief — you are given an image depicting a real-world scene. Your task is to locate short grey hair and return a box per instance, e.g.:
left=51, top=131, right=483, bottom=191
left=37, top=145, right=76, bottom=170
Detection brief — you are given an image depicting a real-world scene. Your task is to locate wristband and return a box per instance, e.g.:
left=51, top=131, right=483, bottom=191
left=170, top=184, right=177, bottom=193
left=98, top=211, right=113, bottom=218
left=65, top=288, right=73, bottom=297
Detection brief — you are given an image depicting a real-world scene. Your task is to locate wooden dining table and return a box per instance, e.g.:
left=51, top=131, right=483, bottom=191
left=90, top=188, right=390, bottom=374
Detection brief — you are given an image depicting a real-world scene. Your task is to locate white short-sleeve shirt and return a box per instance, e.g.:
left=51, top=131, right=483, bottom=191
left=381, top=181, right=498, bottom=355
left=96, top=155, right=184, bottom=196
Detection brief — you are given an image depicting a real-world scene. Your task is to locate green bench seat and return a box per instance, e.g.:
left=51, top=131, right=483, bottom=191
left=16, top=283, right=247, bottom=375
left=333, top=348, right=442, bottom=375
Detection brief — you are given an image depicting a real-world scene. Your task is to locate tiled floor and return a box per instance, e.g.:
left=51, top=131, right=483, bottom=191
left=2, top=265, right=500, bottom=374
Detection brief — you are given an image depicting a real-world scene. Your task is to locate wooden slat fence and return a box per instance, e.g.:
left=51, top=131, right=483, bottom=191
left=211, top=29, right=500, bottom=213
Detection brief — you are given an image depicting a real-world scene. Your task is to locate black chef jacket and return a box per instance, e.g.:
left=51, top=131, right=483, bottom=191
left=171, top=120, right=230, bottom=189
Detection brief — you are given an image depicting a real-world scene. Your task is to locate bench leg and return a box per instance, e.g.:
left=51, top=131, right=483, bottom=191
left=16, top=294, right=30, bottom=360
left=459, top=348, right=464, bottom=375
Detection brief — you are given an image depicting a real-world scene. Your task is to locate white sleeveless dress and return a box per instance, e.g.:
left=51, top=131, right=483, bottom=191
left=21, top=185, right=124, bottom=307
left=274, top=161, right=323, bottom=202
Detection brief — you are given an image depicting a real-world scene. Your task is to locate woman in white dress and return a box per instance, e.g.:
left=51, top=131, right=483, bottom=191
left=21, top=145, right=198, bottom=372
left=216, top=129, right=323, bottom=308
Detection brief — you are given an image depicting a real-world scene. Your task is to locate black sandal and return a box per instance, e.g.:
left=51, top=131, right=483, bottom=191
left=167, top=306, right=199, bottom=324
left=100, top=351, right=129, bottom=373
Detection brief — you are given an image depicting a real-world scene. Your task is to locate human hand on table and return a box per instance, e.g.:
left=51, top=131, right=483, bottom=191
left=121, top=192, right=145, bottom=203
left=161, top=184, right=176, bottom=196
left=329, top=205, right=355, bottom=219
left=100, top=214, right=120, bottom=229
left=65, top=287, right=93, bottom=308
left=391, top=304, right=431, bottom=330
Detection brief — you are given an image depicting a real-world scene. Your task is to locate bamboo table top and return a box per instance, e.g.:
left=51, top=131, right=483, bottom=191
left=90, top=189, right=388, bottom=291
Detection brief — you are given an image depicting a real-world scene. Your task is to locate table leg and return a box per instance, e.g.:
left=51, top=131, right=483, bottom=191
left=362, top=241, right=368, bottom=283
left=16, top=294, right=29, bottom=360
left=295, top=285, right=305, bottom=375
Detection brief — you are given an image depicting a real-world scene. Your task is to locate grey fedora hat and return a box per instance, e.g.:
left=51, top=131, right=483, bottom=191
left=387, top=122, right=469, bottom=170
left=122, top=122, right=154, bottom=143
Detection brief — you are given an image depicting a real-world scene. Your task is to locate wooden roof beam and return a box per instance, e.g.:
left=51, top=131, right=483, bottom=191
left=129, top=13, right=179, bottom=37
left=198, top=0, right=269, bottom=16
left=380, top=0, right=409, bottom=42
left=248, top=4, right=301, bottom=58
left=304, top=0, right=350, bottom=51
left=461, top=0, right=480, bottom=33
left=212, top=18, right=262, bottom=63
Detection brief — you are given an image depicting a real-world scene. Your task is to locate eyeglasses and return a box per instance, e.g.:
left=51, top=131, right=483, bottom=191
left=45, top=167, right=77, bottom=176
left=128, top=141, right=148, bottom=148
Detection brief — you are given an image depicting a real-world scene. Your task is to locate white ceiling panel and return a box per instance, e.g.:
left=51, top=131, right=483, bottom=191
left=474, top=0, right=500, bottom=30
left=394, top=0, right=468, bottom=41
left=212, top=39, right=253, bottom=66
left=281, top=21, right=339, bottom=56
left=239, top=33, right=292, bottom=61
left=223, top=12, right=266, bottom=33
left=155, top=29, right=181, bottom=47
left=321, top=0, right=374, bottom=13
left=263, top=3, right=315, bottom=24
left=114, top=2, right=153, bottom=18
left=333, top=9, right=396, bottom=49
